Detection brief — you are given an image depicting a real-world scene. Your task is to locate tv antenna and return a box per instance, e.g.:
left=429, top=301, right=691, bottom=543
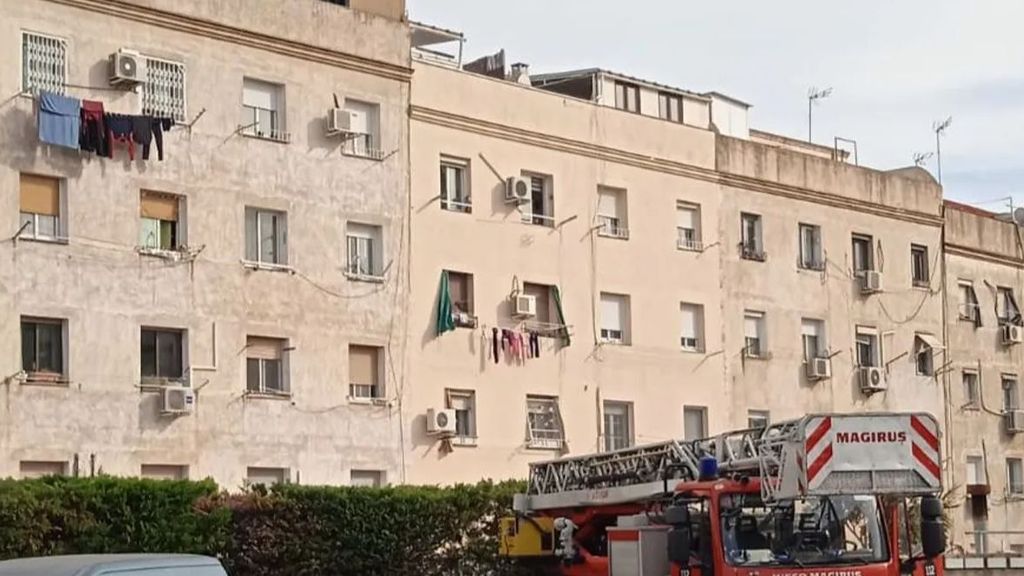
left=913, top=151, right=933, bottom=167
left=807, top=86, right=833, bottom=142
left=932, top=116, right=952, bottom=184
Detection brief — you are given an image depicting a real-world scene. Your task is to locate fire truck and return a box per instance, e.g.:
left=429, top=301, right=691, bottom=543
left=500, top=412, right=946, bottom=576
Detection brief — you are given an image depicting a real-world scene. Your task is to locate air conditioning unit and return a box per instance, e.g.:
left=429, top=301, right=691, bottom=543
left=859, top=366, right=886, bottom=394
left=513, top=294, right=537, bottom=318
left=1004, top=410, right=1024, bottom=434
left=806, top=357, right=832, bottom=381
left=1002, top=324, right=1024, bottom=345
left=426, top=408, right=457, bottom=436
left=109, top=49, right=145, bottom=86
left=860, top=270, right=883, bottom=294
left=505, top=176, right=531, bottom=204
left=161, top=387, right=196, bottom=415
left=326, top=108, right=355, bottom=135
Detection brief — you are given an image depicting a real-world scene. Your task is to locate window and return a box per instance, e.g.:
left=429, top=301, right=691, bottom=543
left=852, top=234, right=874, bottom=273
left=141, top=464, right=188, bottom=480
left=997, top=287, right=1021, bottom=324
left=798, top=224, right=823, bottom=270
left=658, top=92, right=682, bottom=123
left=963, top=370, right=980, bottom=409
left=596, top=187, right=628, bottom=239
left=341, top=98, right=382, bottom=159
left=614, top=81, right=640, bottom=113
left=440, top=156, right=471, bottom=213
left=142, top=57, right=186, bottom=122
left=246, top=336, right=287, bottom=395
left=349, top=345, right=383, bottom=400
left=911, top=244, right=929, bottom=287
left=246, top=466, right=286, bottom=486
left=740, top=213, right=764, bottom=260
left=446, top=271, right=475, bottom=327
left=801, top=318, right=825, bottom=361
left=958, top=281, right=981, bottom=325
left=743, top=310, right=766, bottom=357
left=603, top=401, right=634, bottom=451
left=241, top=78, right=287, bottom=141
left=522, top=172, right=555, bottom=227
left=244, top=207, right=287, bottom=265
left=141, top=328, right=184, bottom=382
left=21, top=317, right=65, bottom=380
left=1008, top=458, right=1024, bottom=496
left=966, top=455, right=986, bottom=485
left=526, top=395, right=564, bottom=449
left=350, top=470, right=386, bottom=487
left=683, top=406, right=708, bottom=440
left=676, top=202, right=702, bottom=251
left=21, top=31, right=67, bottom=94
left=523, top=283, right=555, bottom=325
left=140, top=191, right=182, bottom=251
left=20, top=460, right=66, bottom=479
left=599, top=293, right=630, bottom=345
left=679, top=303, right=704, bottom=352
left=1003, top=374, right=1019, bottom=412
left=855, top=327, right=880, bottom=368
left=19, top=173, right=63, bottom=240
left=346, top=223, right=383, bottom=278
left=446, top=389, right=476, bottom=440
left=914, top=333, right=942, bottom=377
left=748, top=410, right=770, bottom=430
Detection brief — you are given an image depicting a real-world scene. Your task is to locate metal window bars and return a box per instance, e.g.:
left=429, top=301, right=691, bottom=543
left=22, top=32, right=67, bottom=95
left=240, top=105, right=290, bottom=142
left=143, top=57, right=186, bottom=122
left=343, top=133, right=386, bottom=160
left=597, top=215, right=629, bottom=239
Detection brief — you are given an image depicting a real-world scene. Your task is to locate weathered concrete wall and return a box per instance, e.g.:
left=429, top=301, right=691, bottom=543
left=0, top=0, right=410, bottom=487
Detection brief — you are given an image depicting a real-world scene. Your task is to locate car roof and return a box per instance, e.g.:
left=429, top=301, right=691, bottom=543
left=0, top=554, right=223, bottom=576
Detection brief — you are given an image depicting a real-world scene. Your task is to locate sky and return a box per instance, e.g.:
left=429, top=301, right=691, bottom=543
left=409, top=0, right=1024, bottom=211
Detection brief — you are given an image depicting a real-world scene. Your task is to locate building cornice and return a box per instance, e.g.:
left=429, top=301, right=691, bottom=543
left=45, top=0, right=413, bottom=83
left=945, top=243, right=1024, bottom=269
left=411, top=105, right=943, bottom=228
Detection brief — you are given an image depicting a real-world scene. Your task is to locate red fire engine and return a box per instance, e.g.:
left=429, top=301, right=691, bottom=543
left=500, top=412, right=946, bottom=576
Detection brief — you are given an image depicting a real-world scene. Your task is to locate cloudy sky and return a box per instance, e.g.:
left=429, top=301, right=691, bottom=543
left=409, top=0, right=1024, bottom=210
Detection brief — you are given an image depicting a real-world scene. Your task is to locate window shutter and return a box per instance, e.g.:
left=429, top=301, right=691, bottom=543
left=744, top=316, right=759, bottom=339
left=601, top=295, right=623, bottom=332
left=597, top=189, right=618, bottom=218
left=242, top=79, right=277, bottom=109
left=349, top=345, right=378, bottom=386
left=245, top=209, right=258, bottom=261
left=677, top=206, right=695, bottom=229
left=140, top=191, right=179, bottom=221
left=247, top=337, right=282, bottom=360
left=20, top=174, right=59, bottom=216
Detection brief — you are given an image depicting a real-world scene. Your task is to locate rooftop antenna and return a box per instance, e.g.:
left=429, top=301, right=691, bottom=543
left=807, top=86, right=833, bottom=142
left=933, top=116, right=952, bottom=184
left=913, top=151, right=934, bottom=167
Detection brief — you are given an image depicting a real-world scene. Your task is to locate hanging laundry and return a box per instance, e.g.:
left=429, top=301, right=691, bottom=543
left=79, top=99, right=107, bottom=155
left=530, top=332, right=540, bottom=358
left=147, top=117, right=174, bottom=161
left=132, top=115, right=154, bottom=158
left=491, top=327, right=500, bottom=365
left=37, top=90, right=81, bottom=149
left=105, top=114, right=135, bottom=160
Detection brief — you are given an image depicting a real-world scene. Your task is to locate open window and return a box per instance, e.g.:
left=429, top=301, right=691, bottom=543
left=346, top=223, right=383, bottom=279
left=679, top=302, right=704, bottom=352
left=440, top=155, right=471, bottom=213
left=246, top=336, right=288, bottom=395
left=526, top=395, right=564, bottom=450
left=241, top=78, right=287, bottom=142
left=245, top=207, right=288, bottom=266
left=997, top=287, right=1021, bottom=325
left=676, top=202, right=702, bottom=251
left=140, top=191, right=184, bottom=252
left=914, top=333, right=943, bottom=376
left=855, top=326, right=880, bottom=368
left=521, top=172, right=554, bottom=227
left=958, top=281, right=981, bottom=326
left=963, top=369, right=980, bottom=409
left=801, top=318, right=826, bottom=361
left=743, top=310, right=766, bottom=358
left=446, top=388, right=476, bottom=443
left=141, top=327, right=185, bottom=384
left=740, top=213, right=765, bottom=261
left=798, top=223, right=823, bottom=270
left=683, top=405, right=708, bottom=441
left=852, top=233, right=874, bottom=274
left=341, top=98, right=382, bottom=159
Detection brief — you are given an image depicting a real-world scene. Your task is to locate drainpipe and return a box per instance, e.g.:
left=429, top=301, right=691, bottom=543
left=939, top=203, right=955, bottom=493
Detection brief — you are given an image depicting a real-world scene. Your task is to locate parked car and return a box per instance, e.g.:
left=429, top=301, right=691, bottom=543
left=0, top=554, right=228, bottom=576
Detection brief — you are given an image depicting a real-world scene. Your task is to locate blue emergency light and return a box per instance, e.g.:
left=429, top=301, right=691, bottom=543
left=698, top=456, right=719, bottom=481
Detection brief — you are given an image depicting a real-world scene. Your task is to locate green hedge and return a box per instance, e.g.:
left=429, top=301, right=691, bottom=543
left=0, top=476, right=529, bottom=576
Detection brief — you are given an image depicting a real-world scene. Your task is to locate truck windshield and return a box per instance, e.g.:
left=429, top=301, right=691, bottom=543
left=719, top=493, right=888, bottom=567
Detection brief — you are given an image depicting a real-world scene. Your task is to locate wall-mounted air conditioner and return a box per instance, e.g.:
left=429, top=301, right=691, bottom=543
left=860, top=270, right=883, bottom=294
left=1002, top=324, right=1023, bottom=345
left=858, top=366, right=886, bottom=393
left=505, top=176, right=531, bottom=204
left=426, top=408, right=457, bottom=436
left=513, top=294, right=537, bottom=318
left=161, top=387, right=196, bottom=415
left=109, top=49, right=145, bottom=86
left=806, top=357, right=832, bottom=381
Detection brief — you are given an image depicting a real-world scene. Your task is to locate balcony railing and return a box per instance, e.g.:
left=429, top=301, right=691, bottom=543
left=598, top=216, right=629, bottom=239
left=441, top=198, right=472, bottom=214
left=677, top=227, right=702, bottom=251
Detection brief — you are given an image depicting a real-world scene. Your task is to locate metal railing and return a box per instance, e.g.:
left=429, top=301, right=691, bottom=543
left=677, top=227, right=702, bottom=251
left=441, top=198, right=472, bottom=213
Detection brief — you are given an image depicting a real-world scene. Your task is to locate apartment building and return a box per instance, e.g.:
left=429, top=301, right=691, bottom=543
left=943, top=202, right=1024, bottom=555
left=0, top=0, right=411, bottom=487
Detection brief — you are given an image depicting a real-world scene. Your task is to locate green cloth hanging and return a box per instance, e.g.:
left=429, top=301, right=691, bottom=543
left=553, top=285, right=570, bottom=346
left=436, top=271, right=456, bottom=336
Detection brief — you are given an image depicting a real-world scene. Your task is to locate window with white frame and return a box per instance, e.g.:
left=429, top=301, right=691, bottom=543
left=677, top=202, right=702, bottom=250
left=21, top=316, right=65, bottom=381
left=852, top=233, right=874, bottom=273
left=600, top=292, right=630, bottom=345
left=614, top=81, right=640, bottom=112
left=346, top=222, right=383, bottom=278
left=603, top=400, right=634, bottom=451
left=140, top=191, right=183, bottom=251
left=19, top=173, right=64, bottom=241
left=966, top=455, right=986, bottom=486
left=141, top=328, right=184, bottom=382
left=349, top=345, right=383, bottom=400
left=245, top=207, right=287, bottom=265
left=801, top=318, right=825, bottom=361
left=526, top=395, right=564, bottom=449
left=523, top=172, right=555, bottom=227
left=658, top=92, right=682, bottom=123
left=341, top=98, right=382, bottom=159
left=440, top=156, right=471, bottom=213
left=911, top=244, right=930, bottom=287
left=21, top=31, right=66, bottom=94
left=20, top=461, right=67, bottom=479
left=959, top=281, right=981, bottom=324
left=740, top=213, right=764, bottom=260
left=963, top=369, right=980, bottom=409
left=743, top=310, right=766, bottom=357
left=798, top=223, right=823, bottom=270
left=350, top=469, right=386, bottom=487
left=142, top=57, right=186, bottom=122
left=246, top=336, right=287, bottom=395
left=1008, top=458, right=1024, bottom=496
left=596, top=187, right=628, bottom=239
left=1003, top=374, right=1019, bottom=412
left=997, top=287, right=1021, bottom=324
left=914, top=333, right=941, bottom=376
left=246, top=466, right=286, bottom=486
left=446, top=389, right=476, bottom=440
left=683, top=405, right=707, bottom=441
left=679, top=302, right=704, bottom=352
left=241, top=78, right=287, bottom=141
left=855, top=326, right=880, bottom=368
left=747, top=410, right=770, bottom=430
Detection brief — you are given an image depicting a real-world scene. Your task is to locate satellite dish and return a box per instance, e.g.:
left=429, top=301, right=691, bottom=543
left=1013, top=207, right=1024, bottom=227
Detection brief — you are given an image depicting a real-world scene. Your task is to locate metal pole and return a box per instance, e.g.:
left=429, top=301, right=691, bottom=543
left=936, top=129, right=942, bottom=184
left=808, top=97, right=812, bottom=142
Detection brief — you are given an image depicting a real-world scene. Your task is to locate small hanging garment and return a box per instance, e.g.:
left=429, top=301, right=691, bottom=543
left=146, top=117, right=174, bottom=160
left=105, top=114, right=135, bottom=160
left=491, top=328, right=500, bottom=365
left=37, top=91, right=81, bottom=149
left=79, top=100, right=107, bottom=155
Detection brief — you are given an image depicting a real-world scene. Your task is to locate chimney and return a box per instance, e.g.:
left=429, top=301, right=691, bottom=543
left=510, top=62, right=531, bottom=86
